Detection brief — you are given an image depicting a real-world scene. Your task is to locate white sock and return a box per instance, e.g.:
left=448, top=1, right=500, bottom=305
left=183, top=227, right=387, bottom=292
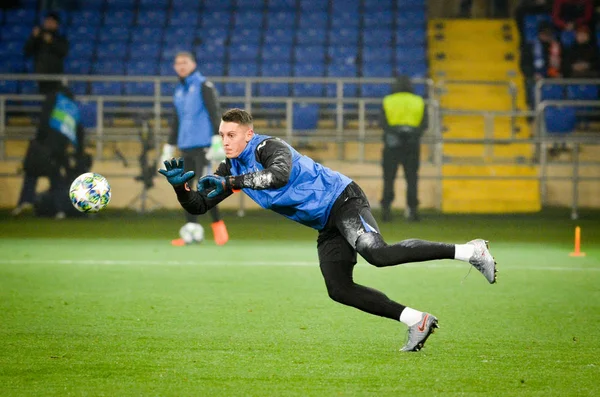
left=399, top=307, right=423, bottom=327
left=454, top=244, right=475, bottom=262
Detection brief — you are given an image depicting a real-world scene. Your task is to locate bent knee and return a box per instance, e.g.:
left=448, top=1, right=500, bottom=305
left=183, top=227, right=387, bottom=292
left=356, top=233, right=389, bottom=267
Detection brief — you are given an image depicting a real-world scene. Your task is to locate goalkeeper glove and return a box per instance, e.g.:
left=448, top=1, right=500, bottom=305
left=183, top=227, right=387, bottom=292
left=160, top=143, right=175, bottom=164
left=198, top=175, right=233, bottom=198
left=158, top=158, right=195, bottom=187
left=206, top=135, right=225, bottom=162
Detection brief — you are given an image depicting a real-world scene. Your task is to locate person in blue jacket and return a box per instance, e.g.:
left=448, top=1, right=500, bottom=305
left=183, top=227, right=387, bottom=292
left=159, top=108, right=498, bottom=352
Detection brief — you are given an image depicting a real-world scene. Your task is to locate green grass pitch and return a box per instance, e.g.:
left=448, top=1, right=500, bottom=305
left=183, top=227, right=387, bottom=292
left=1, top=209, right=599, bottom=396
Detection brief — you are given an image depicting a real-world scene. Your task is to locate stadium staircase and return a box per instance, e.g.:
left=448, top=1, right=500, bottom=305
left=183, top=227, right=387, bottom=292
left=429, top=19, right=541, bottom=213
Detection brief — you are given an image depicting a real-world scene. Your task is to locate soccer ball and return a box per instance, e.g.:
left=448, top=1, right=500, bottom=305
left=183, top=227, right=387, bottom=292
left=179, top=222, right=204, bottom=244
left=69, top=172, right=111, bottom=213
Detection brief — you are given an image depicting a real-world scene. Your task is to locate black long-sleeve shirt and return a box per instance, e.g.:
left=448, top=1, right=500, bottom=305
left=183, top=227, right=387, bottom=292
left=168, top=79, right=221, bottom=146
left=23, top=30, right=68, bottom=74
left=174, top=138, right=293, bottom=215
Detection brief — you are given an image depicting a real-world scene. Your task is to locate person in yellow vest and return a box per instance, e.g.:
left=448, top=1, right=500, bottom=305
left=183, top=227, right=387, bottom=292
left=380, top=75, right=427, bottom=222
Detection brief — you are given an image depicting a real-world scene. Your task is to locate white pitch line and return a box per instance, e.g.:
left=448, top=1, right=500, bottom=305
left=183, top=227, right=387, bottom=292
left=0, top=259, right=598, bottom=272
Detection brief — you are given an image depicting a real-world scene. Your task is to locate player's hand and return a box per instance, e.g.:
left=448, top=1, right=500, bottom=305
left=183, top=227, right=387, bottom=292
left=158, top=158, right=195, bottom=186
left=198, top=175, right=231, bottom=198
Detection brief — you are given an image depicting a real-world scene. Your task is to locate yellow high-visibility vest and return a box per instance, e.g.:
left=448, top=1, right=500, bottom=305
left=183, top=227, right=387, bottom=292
left=382, top=92, right=425, bottom=127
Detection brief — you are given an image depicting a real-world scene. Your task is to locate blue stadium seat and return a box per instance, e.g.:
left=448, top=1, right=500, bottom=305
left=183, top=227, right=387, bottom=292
left=204, top=0, right=233, bottom=9
left=124, top=82, right=154, bottom=95
left=0, top=81, right=18, bottom=94
left=363, top=11, right=393, bottom=27
left=19, top=81, right=38, bottom=94
left=396, top=28, right=427, bottom=45
left=267, top=0, right=296, bottom=10
left=130, top=42, right=161, bottom=60
left=98, top=27, right=130, bottom=42
left=67, top=26, right=98, bottom=41
left=331, top=12, right=360, bottom=29
left=258, top=82, right=290, bottom=97
left=237, top=0, right=265, bottom=8
left=363, top=29, right=393, bottom=45
left=296, top=28, right=327, bottom=45
left=78, top=100, right=97, bottom=128
left=136, top=10, right=167, bottom=26
left=93, top=60, right=125, bottom=75
left=0, top=41, right=24, bottom=57
left=293, top=83, right=324, bottom=97
left=230, top=29, right=262, bottom=45
left=263, top=28, right=294, bottom=45
left=200, top=62, right=225, bottom=76
left=198, top=27, right=229, bottom=46
left=69, top=42, right=95, bottom=59
left=332, top=0, right=359, bottom=14
left=298, top=12, right=328, bottom=29
left=171, top=0, right=200, bottom=10
left=362, top=84, right=391, bottom=97
left=65, top=59, right=92, bottom=74
left=228, top=44, right=260, bottom=61
left=395, top=61, right=428, bottom=77
left=395, top=47, right=427, bottom=63
left=397, top=10, right=427, bottom=27
left=326, top=64, right=358, bottom=97
left=294, top=46, right=325, bottom=63
left=103, top=10, right=135, bottom=26
left=363, top=46, right=393, bottom=63
left=397, top=0, right=426, bottom=9
left=293, top=103, right=319, bottom=131
left=201, top=11, right=231, bottom=27
left=226, top=62, right=258, bottom=96
left=69, top=11, right=102, bottom=26
left=566, top=84, right=599, bottom=100
left=266, top=11, right=295, bottom=29
left=5, top=9, right=37, bottom=25
left=294, top=63, right=325, bottom=76
left=234, top=11, right=264, bottom=29
left=1, top=25, right=29, bottom=41
left=364, top=0, right=392, bottom=11
left=261, top=44, right=292, bottom=62
left=196, top=44, right=226, bottom=62
left=362, top=63, right=393, bottom=77
left=127, top=61, right=157, bottom=75
left=91, top=82, right=124, bottom=95
left=105, top=0, right=136, bottom=10
left=130, top=27, right=164, bottom=43
left=261, top=62, right=292, bottom=76
left=160, top=82, right=177, bottom=96
left=168, top=10, right=199, bottom=26
left=159, top=61, right=174, bottom=76
left=328, top=28, right=359, bottom=45
left=139, top=0, right=170, bottom=9
left=163, top=34, right=194, bottom=49
left=69, top=82, right=88, bottom=95
left=328, top=46, right=358, bottom=65
left=523, top=14, right=552, bottom=42
left=78, top=0, right=104, bottom=10
left=96, top=42, right=128, bottom=60
left=544, top=106, right=576, bottom=134
left=299, top=0, right=328, bottom=12
left=0, top=59, right=23, bottom=73
left=541, top=84, right=565, bottom=100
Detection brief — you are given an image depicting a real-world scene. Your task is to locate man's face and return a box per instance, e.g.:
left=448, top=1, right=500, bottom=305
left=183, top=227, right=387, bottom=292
left=173, top=55, right=196, bottom=78
left=219, top=121, right=254, bottom=159
left=576, top=30, right=590, bottom=44
left=43, top=17, right=58, bottom=31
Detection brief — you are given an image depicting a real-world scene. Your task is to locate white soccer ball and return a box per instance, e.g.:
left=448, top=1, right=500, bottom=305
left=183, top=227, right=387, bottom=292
left=69, top=172, right=111, bottom=213
left=179, top=222, right=205, bottom=244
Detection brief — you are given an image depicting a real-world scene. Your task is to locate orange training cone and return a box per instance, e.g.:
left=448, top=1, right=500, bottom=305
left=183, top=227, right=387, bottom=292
left=569, top=226, right=586, bottom=257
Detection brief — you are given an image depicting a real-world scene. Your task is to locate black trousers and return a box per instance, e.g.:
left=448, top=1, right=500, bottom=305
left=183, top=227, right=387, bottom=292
left=381, top=137, right=421, bottom=210
left=181, top=147, right=221, bottom=224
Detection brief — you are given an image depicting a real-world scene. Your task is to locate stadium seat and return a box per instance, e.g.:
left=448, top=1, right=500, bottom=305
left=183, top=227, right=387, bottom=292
left=362, top=63, right=393, bottom=77
left=160, top=82, right=177, bottom=96
left=294, top=63, right=324, bottom=77
left=67, top=26, right=98, bottom=41
left=234, top=11, right=264, bottom=29
left=293, top=83, right=324, bottom=97
left=103, top=10, right=135, bottom=26
left=69, top=42, right=95, bottom=59
left=261, top=62, right=292, bottom=76
left=163, top=35, right=194, bottom=50
left=293, top=103, right=319, bottom=131
left=69, top=11, right=102, bottom=26
left=523, top=14, right=552, bottom=43
left=258, top=82, right=290, bottom=98
left=78, top=0, right=104, bottom=10
left=93, top=60, right=125, bottom=75
left=126, top=61, right=157, bottom=75
left=1, top=25, right=29, bottom=41
left=261, top=44, right=292, bottom=62
left=294, top=46, right=325, bottom=64
left=5, top=9, right=37, bottom=25
left=395, top=47, right=427, bottom=63
left=267, top=0, right=297, bottom=10
left=330, top=12, right=360, bottom=29
left=395, top=28, right=427, bottom=46
left=299, top=0, right=328, bottom=12
left=541, top=85, right=565, bottom=100
left=225, top=62, right=258, bottom=96
left=136, top=10, right=167, bottom=26
left=65, top=59, right=92, bottom=74
left=328, top=28, right=359, bottom=45
left=362, top=46, right=393, bottom=63
left=201, top=11, right=231, bottom=27
left=566, top=84, right=599, bottom=101
left=204, top=0, right=233, bottom=9
left=96, top=42, right=128, bottom=60
left=397, top=10, right=427, bottom=27
left=69, top=82, right=89, bottom=95
left=363, top=11, right=393, bottom=28
left=332, top=0, right=359, bottom=14
left=544, top=106, right=576, bottom=134
left=395, top=62, right=428, bottom=77
left=230, top=29, right=262, bottom=45
left=18, top=81, right=38, bottom=94
left=105, top=0, right=136, bottom=10
left=397, top=0, right=427, bottom=9
left=159, top=61, right=174, bottom=76
left=0, top=41, right=24, bottom=57
left=198, top=27, right=229, bottom=46
left=196, top=44, right=226, bottom=63
left=361, top=84, right=391, bottom=97
left=328, top=46, right=358, bottom=65
left=363, top=29, right=393, bottom=46
left=263, top=28, right=294, bottom=45
left=296, top=28, right=327, bottom=45
left=91, top=82, right=123, bottom=95
left=266, top=11, right=295, bottom=29
left=138, top=0, right=170, bottom=9
left=0, top=81, right=18, bottom=94
left=326, top=63, right=358, bottom=97
left=131, top=27, right=164, bottom=43
left=124, top=82, right=154, bottom=96
left=363, top=0, right=392, bottom=11
left=228, top=44, right=260, bottom=61
left=200, top=62, right=225, bottom=76
left=168, top=10, right=199, bottom=26
left=130, top=42, right=161, bottom=60
left=98, top=27, right=130, bottom=42
left=237, top=0, right=265, bottom=8
left=298, top=12, right=328, bottom=29
left=171, top=0, right=200, bottom=10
